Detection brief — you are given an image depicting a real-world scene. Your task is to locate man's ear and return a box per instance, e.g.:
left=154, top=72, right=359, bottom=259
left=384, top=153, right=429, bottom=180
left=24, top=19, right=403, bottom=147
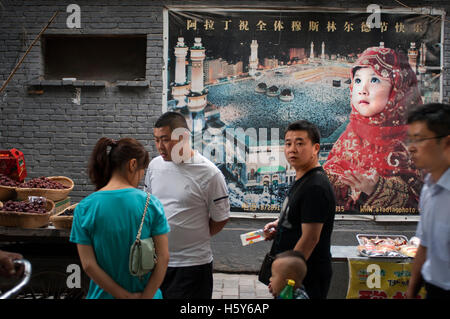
left=178, top=129, right=191, bottom=145
left=444, top=135, right=450, bottom=147
left=444, top=135, right=450, bottom=166
left=314, top=143, right=320, bottom=156
left=171, top=127, right=191, bottom=163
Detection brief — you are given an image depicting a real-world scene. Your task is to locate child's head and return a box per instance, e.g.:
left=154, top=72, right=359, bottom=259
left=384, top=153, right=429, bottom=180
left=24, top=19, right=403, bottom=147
left=269, top=250, right=307, bottom=298
left=351, top=66, right=392, bottom=117
left=350, top=47, right=421, bottom=126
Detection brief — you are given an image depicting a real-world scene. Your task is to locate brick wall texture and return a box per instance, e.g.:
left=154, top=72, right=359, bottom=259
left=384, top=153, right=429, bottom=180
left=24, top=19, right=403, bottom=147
left=1, top=0, right=449, bottom=202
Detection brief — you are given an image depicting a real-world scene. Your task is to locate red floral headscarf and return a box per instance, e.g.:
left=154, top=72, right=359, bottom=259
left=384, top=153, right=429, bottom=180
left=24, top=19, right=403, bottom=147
left=324, top=47, right=422, bottom=179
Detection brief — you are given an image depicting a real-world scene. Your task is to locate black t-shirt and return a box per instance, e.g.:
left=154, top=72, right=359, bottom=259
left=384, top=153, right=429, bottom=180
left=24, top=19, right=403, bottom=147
left=272, top=166, right=336, bottom=265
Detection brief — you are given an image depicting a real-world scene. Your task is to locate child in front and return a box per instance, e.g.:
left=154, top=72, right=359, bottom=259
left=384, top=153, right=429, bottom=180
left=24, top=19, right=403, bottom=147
left=269, top=250, right=309, bottom=299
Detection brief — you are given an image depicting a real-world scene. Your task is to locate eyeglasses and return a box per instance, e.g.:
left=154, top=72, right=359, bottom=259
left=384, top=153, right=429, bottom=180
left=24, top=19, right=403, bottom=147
left=405, top=135, right=448, bottom=146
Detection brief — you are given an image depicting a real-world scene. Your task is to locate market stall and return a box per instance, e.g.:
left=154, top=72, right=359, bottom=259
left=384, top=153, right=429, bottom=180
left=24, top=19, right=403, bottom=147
left=330, top=235, right=425, bottom=299
left=0, top=152, right=84, bottom=298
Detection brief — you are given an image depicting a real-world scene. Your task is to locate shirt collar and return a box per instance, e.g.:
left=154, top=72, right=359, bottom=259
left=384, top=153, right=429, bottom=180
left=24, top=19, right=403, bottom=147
left=437, top=168, right=450, bottom=191
left=425, top=168, right=450, bottom=191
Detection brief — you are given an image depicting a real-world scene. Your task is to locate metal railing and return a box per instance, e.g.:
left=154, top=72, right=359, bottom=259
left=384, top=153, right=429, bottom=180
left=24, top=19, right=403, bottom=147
left=0, top=259, right=32, bottom=299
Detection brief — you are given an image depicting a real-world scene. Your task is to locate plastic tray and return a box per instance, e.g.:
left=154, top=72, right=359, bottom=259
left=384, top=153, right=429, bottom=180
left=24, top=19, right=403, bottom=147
left=356, top=234, right=409, bottom=258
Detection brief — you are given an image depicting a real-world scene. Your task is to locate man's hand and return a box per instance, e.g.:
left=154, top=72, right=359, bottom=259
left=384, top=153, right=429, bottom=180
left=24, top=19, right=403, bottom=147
left=0, top=250, right=23, bottom=278
left=263, top=220, right=278, bottom=241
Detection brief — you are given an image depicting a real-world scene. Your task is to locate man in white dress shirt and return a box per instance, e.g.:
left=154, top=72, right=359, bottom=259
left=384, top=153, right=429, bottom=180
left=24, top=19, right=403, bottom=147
left=406, top=103, right=450, bottom=299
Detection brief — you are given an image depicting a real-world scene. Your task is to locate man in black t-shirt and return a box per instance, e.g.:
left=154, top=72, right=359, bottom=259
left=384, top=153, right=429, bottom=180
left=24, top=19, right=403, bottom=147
left=263, top=120, right=336, bottom=299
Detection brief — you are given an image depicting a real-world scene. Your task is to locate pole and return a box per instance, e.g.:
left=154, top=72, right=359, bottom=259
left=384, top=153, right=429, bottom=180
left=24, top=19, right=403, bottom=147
left=0, top=10, right=59, bottom=94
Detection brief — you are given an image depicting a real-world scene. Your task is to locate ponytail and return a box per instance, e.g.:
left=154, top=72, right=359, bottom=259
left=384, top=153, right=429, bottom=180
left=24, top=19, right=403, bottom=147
left=88, top=137, right=149, bottom=190
left=88, top=137, right=116, bottom=190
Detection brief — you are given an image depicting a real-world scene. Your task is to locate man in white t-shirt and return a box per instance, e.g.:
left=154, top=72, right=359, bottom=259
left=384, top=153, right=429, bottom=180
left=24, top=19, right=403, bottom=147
left=144, top=111, right=230, bottom=299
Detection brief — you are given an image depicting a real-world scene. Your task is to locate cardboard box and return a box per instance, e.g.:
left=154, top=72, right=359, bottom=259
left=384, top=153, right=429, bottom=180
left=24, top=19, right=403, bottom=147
left=53, top=197, right=71, bottom=215
left=0, top=149, right=27, bottom=182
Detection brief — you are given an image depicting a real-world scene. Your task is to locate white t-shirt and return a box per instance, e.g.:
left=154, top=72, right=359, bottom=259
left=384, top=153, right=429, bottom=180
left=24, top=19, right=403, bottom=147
left=144, top=151, right=230, bottom=267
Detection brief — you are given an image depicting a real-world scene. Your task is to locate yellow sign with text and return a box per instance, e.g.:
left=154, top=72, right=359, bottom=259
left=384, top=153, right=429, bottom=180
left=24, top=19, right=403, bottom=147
left=346, top=259, right=426, bottom=299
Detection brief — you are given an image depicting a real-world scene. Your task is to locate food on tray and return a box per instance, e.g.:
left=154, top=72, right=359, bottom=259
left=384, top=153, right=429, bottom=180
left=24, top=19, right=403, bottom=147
left=397, top=236, right=420, bottom=257
left=400, top=245, right=418, bottom=258
left=359, top=236, right=407, bottom=247
left=0, top=199, right=47, bottom=214
left=409, top=236, right=420, bottom=247
left=357, top=244, right=405, bottom=258
left=18, top=176, right=69, bottom=189
left=357, top=235, right=414, bottom=258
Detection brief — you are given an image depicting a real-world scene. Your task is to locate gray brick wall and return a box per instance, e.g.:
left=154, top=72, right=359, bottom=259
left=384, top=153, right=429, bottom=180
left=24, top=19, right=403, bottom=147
left=1, top=0, right=449, bottom=202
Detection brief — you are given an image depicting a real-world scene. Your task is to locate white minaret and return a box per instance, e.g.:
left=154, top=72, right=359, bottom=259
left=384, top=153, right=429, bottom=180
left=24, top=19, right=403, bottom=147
left=420, top=43, right=427, bottom=66
left=174, top=37, right=188, bottom=84
left=310, top=42, right=315, bottom=59
left=418, top=42, right=427, bottom=75
left=187, top=37, right=208, bottom=114
left=190, top=38, right=205, bottom=93
left=171, top=37, right=190, bottom=108
left=321, top=41, right=325, bottom=59
left=408, top=42, right=418, bottom=73
left=249, top=40, right=259, bottom=77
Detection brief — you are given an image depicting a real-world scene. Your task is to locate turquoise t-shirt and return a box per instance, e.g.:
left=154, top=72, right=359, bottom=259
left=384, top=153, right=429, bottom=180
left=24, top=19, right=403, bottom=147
left=70, top=188, right=170, bottom=299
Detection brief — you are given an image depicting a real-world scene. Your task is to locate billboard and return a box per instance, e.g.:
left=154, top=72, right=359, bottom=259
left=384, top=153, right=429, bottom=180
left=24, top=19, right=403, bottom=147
left=164, top=7, right=443, bottom=215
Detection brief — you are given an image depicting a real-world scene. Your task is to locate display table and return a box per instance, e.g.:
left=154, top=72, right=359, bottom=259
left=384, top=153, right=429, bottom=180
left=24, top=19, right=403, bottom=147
left=331, top=245, right=360, bottom=260
left=0, top=225, right=70, bottom=241
left=330, top=245, right=425, bottom=299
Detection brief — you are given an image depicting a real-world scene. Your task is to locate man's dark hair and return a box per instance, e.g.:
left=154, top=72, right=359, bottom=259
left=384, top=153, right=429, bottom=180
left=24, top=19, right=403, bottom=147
left=284, top=120, right=321, bottom=146
left=155, top=111, right=189, bottom=131
left=407, top=103, right=450, bottom=137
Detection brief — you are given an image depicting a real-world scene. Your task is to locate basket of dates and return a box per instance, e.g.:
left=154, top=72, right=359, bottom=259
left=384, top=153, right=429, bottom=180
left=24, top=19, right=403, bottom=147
left=0, top=197, right=55, bottom=228
left=16, top=176, right=74, bottom=202
left=0, top=173, right=21, bottom=201
left=356, top=234, right=419, bottom=258
left=50, top=203, right=77, bottom=230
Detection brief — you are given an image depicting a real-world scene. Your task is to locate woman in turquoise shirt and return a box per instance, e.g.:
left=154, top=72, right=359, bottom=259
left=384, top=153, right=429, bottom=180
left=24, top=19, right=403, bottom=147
left=70, top=137, right=170, bottom=299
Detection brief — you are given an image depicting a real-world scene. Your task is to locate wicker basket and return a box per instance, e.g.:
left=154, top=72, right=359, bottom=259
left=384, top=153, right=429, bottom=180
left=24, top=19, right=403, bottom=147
left=50, top=203, right=76, bottom=230
left=15, top=176, right=74, bottom=202
left=0, top=199, right=55, bottom=228
left=0, top=185, right=17, bottom=201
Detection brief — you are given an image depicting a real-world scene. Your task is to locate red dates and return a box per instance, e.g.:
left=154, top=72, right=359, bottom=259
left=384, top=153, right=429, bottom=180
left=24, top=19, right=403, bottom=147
left=0, top=174, right=21, bottom=187
left=1, top=199, right=47, bottom=214
left=19, top=177, right=68, bottom=189
left=0, top=175, right=69, bottom=189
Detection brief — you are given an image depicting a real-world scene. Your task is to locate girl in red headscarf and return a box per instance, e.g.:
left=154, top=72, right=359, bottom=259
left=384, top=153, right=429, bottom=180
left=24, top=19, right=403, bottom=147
left=323, top=47, right=423, bottom=213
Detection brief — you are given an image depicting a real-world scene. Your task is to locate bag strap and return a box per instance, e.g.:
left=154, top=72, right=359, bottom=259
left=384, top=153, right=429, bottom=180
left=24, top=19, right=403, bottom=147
left=136, top=192, right=151, bottom=242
